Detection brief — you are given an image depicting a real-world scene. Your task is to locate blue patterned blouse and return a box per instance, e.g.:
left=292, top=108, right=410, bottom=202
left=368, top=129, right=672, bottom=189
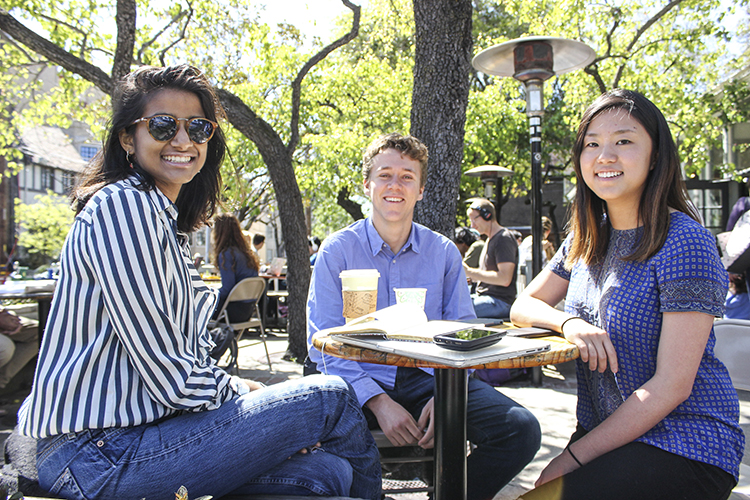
left=549, top=211, right=744, bottom=480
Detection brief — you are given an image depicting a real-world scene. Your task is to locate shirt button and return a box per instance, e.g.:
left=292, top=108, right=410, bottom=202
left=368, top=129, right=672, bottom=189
left=392, top=259, right=396, bottom=264
left=97, top=440, right=104, bottom=447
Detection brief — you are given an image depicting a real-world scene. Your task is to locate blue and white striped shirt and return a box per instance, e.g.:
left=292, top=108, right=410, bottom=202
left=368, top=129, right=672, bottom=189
left=19, top=178, right=238, bottom=438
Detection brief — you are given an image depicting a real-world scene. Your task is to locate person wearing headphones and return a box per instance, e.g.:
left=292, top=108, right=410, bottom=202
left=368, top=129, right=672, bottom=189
left=464, top=198, right=519, bottom=319
left=454, top=226, right=485, bottom=269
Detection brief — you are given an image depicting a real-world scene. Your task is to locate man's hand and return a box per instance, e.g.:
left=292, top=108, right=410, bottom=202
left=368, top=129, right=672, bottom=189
left=366, top=393, right=423, bottom=446
left=416, top=398, right=435, bottom=449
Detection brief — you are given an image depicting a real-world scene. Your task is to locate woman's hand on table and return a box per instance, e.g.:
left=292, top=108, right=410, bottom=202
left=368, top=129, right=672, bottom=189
left=561, top=318, right=618, bottom=373
left=417, top=398, right=435, bottom=449
left=366, top=393, right=424, bottom=446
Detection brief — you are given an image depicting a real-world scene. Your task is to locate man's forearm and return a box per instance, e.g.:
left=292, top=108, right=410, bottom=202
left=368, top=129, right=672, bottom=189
left=465, top=267, right=513, bottom=287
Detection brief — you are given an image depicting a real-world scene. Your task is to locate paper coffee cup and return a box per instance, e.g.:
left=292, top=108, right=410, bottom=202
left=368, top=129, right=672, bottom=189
left=340, top=269, right=380, bottom=322
left=394, top=287, right=427, bottom=310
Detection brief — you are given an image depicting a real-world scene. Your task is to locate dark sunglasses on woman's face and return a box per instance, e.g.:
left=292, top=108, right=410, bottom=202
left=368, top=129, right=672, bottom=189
left=131, top=114, right=218, bottom=144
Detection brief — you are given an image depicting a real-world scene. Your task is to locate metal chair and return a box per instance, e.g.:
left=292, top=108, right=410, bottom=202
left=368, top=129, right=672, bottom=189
left=713, top=318, right=750, bottom=391
left=370, top=429, right=434, bottom=496
left=713, top=319, right=750, bottom=499
left=211, top=277, right=271, bottom=372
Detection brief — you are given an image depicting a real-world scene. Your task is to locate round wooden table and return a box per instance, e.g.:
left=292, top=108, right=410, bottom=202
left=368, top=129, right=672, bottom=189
left=313, top=332, right=579, bottom=500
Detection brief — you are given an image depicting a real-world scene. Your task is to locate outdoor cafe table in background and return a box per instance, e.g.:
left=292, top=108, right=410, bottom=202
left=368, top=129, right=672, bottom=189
left=0, top=281, right=57, bottom=340
left=312, top=332, right=579, bottom=500
left=259, top=273, right=287, bottom=329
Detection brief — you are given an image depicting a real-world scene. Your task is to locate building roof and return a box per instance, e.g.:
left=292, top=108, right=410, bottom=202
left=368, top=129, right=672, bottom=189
left=19, top=126, right=87, bottom=173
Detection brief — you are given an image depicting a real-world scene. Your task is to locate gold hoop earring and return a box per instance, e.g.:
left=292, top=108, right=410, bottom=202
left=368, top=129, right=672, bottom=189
left=126, top=151, right=134, bottom=169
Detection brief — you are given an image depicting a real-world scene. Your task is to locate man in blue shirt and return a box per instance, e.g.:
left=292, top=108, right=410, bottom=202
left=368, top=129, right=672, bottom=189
left=307, top=133, right=541, bottom=500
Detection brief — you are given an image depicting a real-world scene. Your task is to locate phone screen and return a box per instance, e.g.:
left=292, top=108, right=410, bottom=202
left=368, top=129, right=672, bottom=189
left=449, top=328, right=498, bottom=340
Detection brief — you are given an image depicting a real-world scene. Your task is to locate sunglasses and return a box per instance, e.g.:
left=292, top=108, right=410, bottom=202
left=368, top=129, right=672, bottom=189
left=131, top=114, right=218, bottom=144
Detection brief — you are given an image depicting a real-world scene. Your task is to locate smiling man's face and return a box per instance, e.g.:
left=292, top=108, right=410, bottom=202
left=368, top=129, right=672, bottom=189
left=364, top=148, right=424, bottom=230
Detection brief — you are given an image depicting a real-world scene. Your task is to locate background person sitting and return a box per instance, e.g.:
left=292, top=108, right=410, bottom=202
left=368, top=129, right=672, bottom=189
left=454, top=226, right=484, bottom=269
left=0, top=308, right=38, bottom=395
left=518, top=216, right=556, bottom=270
left=212, top=213, right=261, bottom=323
left=724, top=273, right=750, bottom=320
left=463, top=198, right=519, bottom=319
left=252, top=233, right=266, bottom=258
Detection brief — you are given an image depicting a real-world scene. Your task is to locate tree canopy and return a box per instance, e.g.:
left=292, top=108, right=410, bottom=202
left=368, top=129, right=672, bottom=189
left=1, top=0, right=749, bottom=358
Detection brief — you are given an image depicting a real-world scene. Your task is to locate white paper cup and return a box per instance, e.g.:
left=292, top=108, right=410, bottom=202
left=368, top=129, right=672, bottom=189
left=340, top=269, right=380, bottom=322
left=394, top=287, right=427, bottom=310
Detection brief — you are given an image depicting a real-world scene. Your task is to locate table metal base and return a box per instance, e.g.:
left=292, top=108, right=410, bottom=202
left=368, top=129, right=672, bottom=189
left=433, top=368, right=468, bottom=500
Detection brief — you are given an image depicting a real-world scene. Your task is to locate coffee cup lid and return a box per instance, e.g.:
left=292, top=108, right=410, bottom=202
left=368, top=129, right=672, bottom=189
left=339, top=269, right=380, bottom=278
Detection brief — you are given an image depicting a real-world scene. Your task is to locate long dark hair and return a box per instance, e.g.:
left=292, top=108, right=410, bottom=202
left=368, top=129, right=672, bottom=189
left=211, top=214, right=259, bottom=273
left=566, top=89, right=699, bottom=267
left=74, top=64, right=226, bottom=232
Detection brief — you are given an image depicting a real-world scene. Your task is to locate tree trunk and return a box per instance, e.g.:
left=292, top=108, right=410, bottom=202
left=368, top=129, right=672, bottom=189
left=217, top=90, right=311, bottom=362
left=410, top=0, right=473, bottom=236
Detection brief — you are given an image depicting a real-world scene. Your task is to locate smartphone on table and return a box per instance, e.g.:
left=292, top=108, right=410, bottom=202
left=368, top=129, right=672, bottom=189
left=434, top=327, right=506, bottom=351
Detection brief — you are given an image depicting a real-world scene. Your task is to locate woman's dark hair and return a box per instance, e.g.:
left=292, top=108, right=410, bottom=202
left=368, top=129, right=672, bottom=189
left=211, top=214, right=259, bottom=273
left=74, top=64, right=226, bottom=232
left=566, top=89, right=699, bottom=268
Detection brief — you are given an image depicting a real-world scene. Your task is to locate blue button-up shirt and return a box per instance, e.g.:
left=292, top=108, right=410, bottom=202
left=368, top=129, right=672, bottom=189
left=307, top=218, right=475, bottom=406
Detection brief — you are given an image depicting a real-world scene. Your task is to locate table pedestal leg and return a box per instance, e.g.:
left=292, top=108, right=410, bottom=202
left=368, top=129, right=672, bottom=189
left=37, top=297, right=51, bottom=342
left=433, top=368, right=467, bottom=500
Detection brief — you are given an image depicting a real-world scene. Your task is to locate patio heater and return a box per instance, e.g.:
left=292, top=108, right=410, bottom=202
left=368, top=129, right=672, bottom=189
left=472, top=37, right=595, bottom=278
left=464, top=164, right=513, bottom=222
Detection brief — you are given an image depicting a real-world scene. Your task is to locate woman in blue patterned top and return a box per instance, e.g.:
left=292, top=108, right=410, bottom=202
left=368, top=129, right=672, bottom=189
left=511, top=89, right=744, bottom=500
left=17, top=65, right=380, bottom=500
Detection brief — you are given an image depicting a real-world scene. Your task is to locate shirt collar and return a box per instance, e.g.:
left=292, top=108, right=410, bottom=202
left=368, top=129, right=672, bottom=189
left=364, top=217, right=421, bottom=256
left=123, top=176, right=179, bottom=221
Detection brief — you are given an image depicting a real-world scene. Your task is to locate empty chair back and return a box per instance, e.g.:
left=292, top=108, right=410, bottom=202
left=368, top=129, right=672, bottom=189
left=713, top=318, right=750, bottom=392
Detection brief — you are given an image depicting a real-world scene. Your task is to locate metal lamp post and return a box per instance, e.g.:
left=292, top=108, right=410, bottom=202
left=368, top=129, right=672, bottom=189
left=464, top=164, right=513, bottom=221
left=472, top=37, right=595, bottom=278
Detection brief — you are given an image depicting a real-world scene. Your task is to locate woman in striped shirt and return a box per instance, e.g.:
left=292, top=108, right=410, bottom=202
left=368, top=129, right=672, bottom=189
left=18, top=64, right=380, bottom=500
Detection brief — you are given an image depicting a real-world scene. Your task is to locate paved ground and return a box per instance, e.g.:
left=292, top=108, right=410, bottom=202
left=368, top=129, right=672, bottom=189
left=1, top=328, right=748, bottom=500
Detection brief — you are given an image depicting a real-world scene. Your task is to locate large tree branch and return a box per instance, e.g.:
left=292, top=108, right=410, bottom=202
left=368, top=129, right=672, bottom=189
left=158, top=5, right=193, bottom=67
left=287, top=0, right=360, bottom=155
left=336, top=186, right=365, bottom=221
left=613, top=0, right=684, bottom=88
left=113, top=0, right=136, bottom=84
left=137, top=7, right=190, bottom=64
left=35, top=12, right=89, bottom=59
left=0, top=8, right=114, bottom=95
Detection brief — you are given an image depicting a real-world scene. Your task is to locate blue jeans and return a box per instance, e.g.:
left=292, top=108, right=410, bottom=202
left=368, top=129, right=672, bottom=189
left=471, top=294, right=512, bottom=319
left=36, top=375, right=381, bottom=500
left=364, top=367, right=541, bottom=500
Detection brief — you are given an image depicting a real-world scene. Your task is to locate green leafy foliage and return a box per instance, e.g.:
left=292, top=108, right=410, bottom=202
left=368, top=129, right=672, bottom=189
left=14, top=192, right=73, bottom=266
